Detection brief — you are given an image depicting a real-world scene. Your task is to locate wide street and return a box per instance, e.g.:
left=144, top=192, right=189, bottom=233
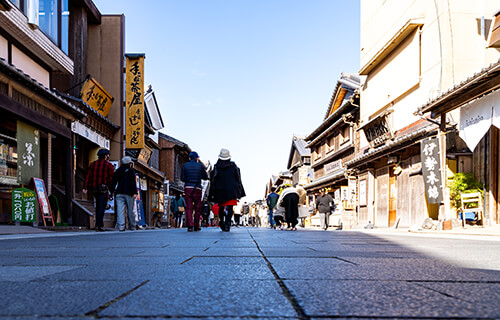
left=1, top=227, right=499, bottom=320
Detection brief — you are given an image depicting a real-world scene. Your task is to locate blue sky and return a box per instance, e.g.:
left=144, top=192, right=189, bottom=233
left=94, top=0, right=360, bottom=201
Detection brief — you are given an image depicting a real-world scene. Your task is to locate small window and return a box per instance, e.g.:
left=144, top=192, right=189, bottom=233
left=340, top=126, right=351, bottom=145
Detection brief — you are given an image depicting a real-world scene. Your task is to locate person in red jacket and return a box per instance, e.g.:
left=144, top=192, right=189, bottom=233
left=83, top=149, right=114, bottom=231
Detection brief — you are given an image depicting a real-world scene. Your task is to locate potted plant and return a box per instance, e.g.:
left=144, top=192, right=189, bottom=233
left=447, top=173, right=483, bottom=211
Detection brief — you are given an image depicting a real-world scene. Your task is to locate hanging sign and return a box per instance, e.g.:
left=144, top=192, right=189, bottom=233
left=11, top=188, right=37, bottom=222
left=80, top=76, right=114, bottom=117
left=421, top=137, right=442, bottom=204
left=32, top=178, right=54, bottom=226
left=17, top=121, right=40, bottom=185
left=125, top=54, right=145, bottom=149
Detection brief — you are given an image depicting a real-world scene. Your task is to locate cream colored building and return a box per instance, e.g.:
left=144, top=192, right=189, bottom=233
left=348, top=0, right=500, bottom=227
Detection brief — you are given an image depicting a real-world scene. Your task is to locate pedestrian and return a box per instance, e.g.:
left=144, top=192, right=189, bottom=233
left=273, top=205, right=285, bottom=230
left=83, top=148, right=115, bottom=232
left=201, top=200, right=210, bottom=228
left=110, top=156, right=138, bottom=231
left=211, top=202, right=219, bottom=227
left=315, top=188, right=335, bottom=230
left=181, top=151, right=209, bottom=232
left=241, top=202, right=250, bottom=226
left=233, top=202, right=242, bottom=227
left=171, top=193, right=185, bottom=228
left=208, top=148, right=246, bottom=232
left=266, top=187, right=279, bottom=228
left=259, top=205, right=268, bottom=227
left=278, top=186, right=300, bottom=230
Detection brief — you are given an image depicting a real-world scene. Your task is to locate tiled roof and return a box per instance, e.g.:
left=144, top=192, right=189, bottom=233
left=0, top=57, right=85, bottom=118
left=158, top=132, right=191, bottom=151
left=418, top=58, right=500, bottom=116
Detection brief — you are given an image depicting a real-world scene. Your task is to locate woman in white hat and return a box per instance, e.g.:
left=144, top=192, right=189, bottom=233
left=208, top=148, right=246, bottom=232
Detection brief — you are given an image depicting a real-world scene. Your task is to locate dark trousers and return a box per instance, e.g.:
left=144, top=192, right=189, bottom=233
left=274, top=216, right=284, bottom=228
left=234, top=214, right=241, bottom=226
left=219, top=205, right=234, bottom=230
left=184, top=187, right=202, bottom=228
left=94, top=192, right=108, bottom=228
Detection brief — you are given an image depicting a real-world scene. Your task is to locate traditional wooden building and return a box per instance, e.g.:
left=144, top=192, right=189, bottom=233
left=158, top=132, right=191, bottom=196
left=350, top=0, right=499, bottom=228
left=286, top=135, right=311, bottom=187
left=304, top=73, right=360, bottom=227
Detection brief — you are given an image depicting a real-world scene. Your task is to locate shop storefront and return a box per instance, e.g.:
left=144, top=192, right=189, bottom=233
left=0, top=59, right=85, bottom=224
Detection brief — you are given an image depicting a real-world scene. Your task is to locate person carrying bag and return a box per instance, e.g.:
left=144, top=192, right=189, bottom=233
left=315, top=188, right=335, bottom=230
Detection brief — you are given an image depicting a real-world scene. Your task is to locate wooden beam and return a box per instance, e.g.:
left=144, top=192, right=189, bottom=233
left=0, top=93, right=71, bottom=138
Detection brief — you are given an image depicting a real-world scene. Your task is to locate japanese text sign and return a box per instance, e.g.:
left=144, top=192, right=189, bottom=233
left=11, top=188, right=37, bottom=222
left=125, top=54, right=145, bottom=149
left=80, top=77, right=114, bottom=117
left=421, top=137, right=442, bottom=204
left=17, top=121, right=40, bottom=185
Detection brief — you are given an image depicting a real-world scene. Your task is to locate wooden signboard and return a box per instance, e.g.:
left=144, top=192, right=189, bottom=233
left=80, top=76, right=114, bottom=117
left=32, top=178, right=54, bottom=226
left=125, top=54, right=145, bottom=149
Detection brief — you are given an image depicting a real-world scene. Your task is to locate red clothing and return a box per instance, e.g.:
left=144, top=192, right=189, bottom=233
left=211, top=203, right=219, bottom=216
left=84, top=159, right=114, bottom=190
left=221, top=199, right=237, bottom=206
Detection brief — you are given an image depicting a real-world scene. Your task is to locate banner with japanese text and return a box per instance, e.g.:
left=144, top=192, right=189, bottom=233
left=80, top=76, right=114, bottom=117
left=125, top=54, right=145, bottom=149
left=17, top=121, right=40, bottom=185
left=421, top=137, right=442, bottom=204
left=11, top=188, right=36, bottom=222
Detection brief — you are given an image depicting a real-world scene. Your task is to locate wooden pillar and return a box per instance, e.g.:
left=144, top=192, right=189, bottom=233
left=439, top=113, right=447, bottom=220
left=65, top=136, right=73, bottom=225
left=47, top=133, right=52, bottom=195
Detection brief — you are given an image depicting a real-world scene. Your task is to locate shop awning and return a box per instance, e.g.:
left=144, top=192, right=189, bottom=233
left=418, top=58, right=500, bottom=117
left=345, top=124, right=437, bottom=168
left=459, top=88, right=500, bottom=151
left=135, top=159, right=165, bottom=183
left=304, top=169, right=346, bottom=190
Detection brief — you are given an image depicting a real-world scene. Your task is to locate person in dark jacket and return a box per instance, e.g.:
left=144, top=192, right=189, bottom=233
left=181, top=151, right=209, bottom=232
left=208, top=148, right=245, bottom=232
left=266, top=187, right=279, bottom=228
left=315, top=188, right=335, bottom=230
left=110, top=156, right=138, bottom=231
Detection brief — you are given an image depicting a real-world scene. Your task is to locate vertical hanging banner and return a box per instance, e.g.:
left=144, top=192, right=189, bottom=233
left=421, top=137, right=443, bottom=204
left=17, top=121, right=40, bottom=185
left=125, top=54, right=145, bottom=149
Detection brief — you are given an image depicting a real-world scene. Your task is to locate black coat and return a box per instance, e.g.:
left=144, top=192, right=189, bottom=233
left=282, top=192, right=299, bottom=222
left=110, top=165, right=137, bottom=196
left=209, top=160, right=245, bottom=204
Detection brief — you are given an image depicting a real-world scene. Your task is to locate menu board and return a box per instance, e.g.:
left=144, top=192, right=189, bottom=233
left=32, top=178, right=54, bottom=226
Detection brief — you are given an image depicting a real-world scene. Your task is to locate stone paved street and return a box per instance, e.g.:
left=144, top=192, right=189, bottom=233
left=1, top=227, right=499, bottom=319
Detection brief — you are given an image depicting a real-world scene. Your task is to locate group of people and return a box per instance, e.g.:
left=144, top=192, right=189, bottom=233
left=84, top=147, right=335, bottom=233
left=83, top=149, right=140, bottom=232
left=180, top=148, right=245, bottom=232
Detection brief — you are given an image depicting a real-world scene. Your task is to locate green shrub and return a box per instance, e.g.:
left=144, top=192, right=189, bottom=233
left=447, top=173, right=483, bottom=209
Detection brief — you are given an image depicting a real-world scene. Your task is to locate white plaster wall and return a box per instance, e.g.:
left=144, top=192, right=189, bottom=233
left=0, top=36, right=7, bottom=60
left=359, top=0, right=500, bottom=145
left=11, top=45, right=50, bottom=88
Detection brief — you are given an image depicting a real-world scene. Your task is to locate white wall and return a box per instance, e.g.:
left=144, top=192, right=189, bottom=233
left=359, top=0, right=500, bottom=151
left=0, top=36, right=7, bottom=60
left=11, top=45, right=50, bottom=88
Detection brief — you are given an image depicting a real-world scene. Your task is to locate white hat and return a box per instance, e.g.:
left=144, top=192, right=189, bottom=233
left=122, top=156, right=133, bottom=164
left=218, top=148, right=231, bottom=160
